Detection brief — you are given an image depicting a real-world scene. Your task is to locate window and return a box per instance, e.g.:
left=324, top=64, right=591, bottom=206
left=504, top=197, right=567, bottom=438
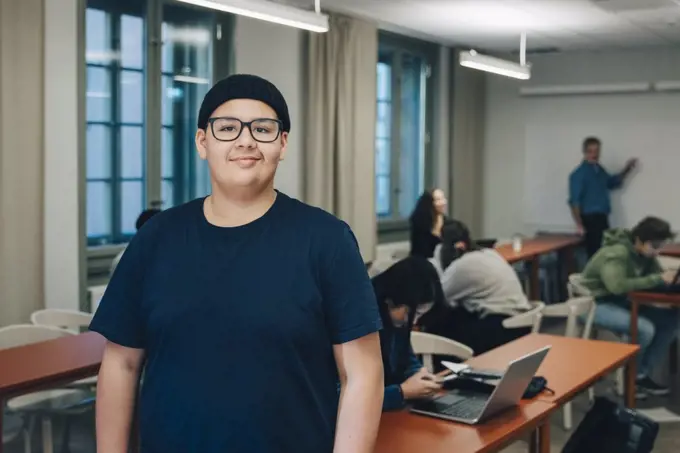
left=85, top=0, right=230, bottom=246
left=375, top=33, right=436, bottom=232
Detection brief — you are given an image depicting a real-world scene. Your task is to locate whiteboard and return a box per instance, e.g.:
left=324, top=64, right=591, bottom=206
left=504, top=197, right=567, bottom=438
left=523, top=93, right=680, bottom=232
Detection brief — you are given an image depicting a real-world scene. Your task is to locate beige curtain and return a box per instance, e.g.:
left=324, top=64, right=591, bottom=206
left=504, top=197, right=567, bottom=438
left=304, top=15, right=378, bottom=262
left=0, top=0, right=45, bottom=326
left=449, top=52, right=486, bottom=237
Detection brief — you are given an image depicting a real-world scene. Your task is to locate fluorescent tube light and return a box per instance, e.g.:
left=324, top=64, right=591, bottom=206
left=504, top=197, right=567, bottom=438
left=176, top=0, right=329, bottom=33
left=519, top=82, right=651, bottom=97
left=173, top=75, right=211, bottom=85
left=460, top=50, right=531, bottom=80
left=654, top=80, right=680, bottom=92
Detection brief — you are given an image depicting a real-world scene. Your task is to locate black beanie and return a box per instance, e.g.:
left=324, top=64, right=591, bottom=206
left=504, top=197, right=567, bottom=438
left=197, top=74, right=291, bottom=132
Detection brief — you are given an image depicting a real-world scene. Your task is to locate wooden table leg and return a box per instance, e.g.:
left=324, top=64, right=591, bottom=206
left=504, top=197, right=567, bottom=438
left=625, top=298, right=640, bottom=408
left=529, top=421, right=551, bottom=453
left=529, top=257, right=540, bottom=302
left=0, top=398, right=4, bottom=453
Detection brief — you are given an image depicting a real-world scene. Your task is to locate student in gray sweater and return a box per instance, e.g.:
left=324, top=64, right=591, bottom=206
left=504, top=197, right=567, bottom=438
left=424, top=220, right=532, bottom=354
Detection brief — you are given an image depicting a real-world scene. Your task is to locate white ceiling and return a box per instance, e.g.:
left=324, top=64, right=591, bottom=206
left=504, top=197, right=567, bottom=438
left=283, top=0, right=680, bottom=51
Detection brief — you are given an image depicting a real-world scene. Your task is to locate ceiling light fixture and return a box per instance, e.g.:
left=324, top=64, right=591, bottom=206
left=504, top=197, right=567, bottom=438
left=176, top=0, right=329, bottom=33
left=460, top=32, right=531, bottom=80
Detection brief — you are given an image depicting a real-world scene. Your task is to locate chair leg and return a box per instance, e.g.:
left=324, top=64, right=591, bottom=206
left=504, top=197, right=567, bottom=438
left=563, top=402, right=573, bottom=431
left=22, top=415, right=35, bottom=453
left=616, top=368, right=625, bottom=396
left=60, top=416, right=72, bottom=453
left=42, top=417, right=55, bottom=453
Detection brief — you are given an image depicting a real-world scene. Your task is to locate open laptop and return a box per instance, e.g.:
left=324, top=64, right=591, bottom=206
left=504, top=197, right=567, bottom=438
left=652, top=267, right=680, bottom=294
left=410, top=346, right=550, bottom=425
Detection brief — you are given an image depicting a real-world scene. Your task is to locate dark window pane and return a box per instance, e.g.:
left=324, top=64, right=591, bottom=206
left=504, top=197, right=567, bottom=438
left=398, top=53, right=426, bottom=219
left=87, top=181, right=112, bottom=239
left=376, top=176, right=390, bottom=218
left=162, top=127, right=174, bottom=178
left=121, top=15, right=144, bottom=69
left=85, top=8, right=112, bottom=64
left=162, top=179, right=174, bottom=209
left=120, top=70, right=144, bottom=123
left=87, top=125, right=112, bottom=179
left=120, top=126, right=143, bottom=178
left=86, top=66, right=111, bottom=122
left=120, top=180, right=144, bottom=235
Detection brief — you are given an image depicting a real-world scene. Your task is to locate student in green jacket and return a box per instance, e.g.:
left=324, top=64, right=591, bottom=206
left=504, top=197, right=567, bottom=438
left=581, top=216, right=677, bottom=398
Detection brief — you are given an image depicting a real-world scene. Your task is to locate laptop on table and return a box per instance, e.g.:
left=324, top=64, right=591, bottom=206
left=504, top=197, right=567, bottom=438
left=651, top=267, right=680, bottom=294
left=409, top=346, right=550, bottom=425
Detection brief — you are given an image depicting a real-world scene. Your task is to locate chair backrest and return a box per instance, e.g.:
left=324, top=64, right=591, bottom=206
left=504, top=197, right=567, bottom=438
left=31, top=309, right=94, bottom=333
left=568, top=273, right=592, bottom=298
left=541, top=296, right=596, bottom=339
left=502, top=301, right=545, bottom=333
left=89, top=284, right=107, bottom=313
left=410, top=331, right=474, bottom=372
left=0, top=324, right=72, bottom=350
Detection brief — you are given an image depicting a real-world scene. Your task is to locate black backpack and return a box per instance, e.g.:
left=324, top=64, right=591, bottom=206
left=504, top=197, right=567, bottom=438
left=562, top=397, right=659, bottom=453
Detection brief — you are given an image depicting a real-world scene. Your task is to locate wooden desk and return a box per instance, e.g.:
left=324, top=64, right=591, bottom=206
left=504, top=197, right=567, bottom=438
left=496, top=236, right=582, bottom=300
left=0, top=332, right=105, bottom=453
left=375, top=400, right=555, bottom=453
left=466, top=334, right=638, bottom=406
left=661, top=243, right=680, bottom=258
left=625, top=291, right=680, bottom=408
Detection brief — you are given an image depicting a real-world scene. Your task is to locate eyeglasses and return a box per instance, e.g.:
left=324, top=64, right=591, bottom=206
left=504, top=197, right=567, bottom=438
left=207, top=117, right=283, bottom=143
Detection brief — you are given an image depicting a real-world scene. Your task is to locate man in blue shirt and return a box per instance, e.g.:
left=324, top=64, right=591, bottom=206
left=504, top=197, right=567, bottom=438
left=568, top=136, right=638, bottom=257
left=90, top=74, right=384, bottom=453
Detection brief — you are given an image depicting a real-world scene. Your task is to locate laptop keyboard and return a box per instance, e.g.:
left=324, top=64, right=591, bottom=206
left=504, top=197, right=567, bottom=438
left=439, top=395, right=488, bottom=419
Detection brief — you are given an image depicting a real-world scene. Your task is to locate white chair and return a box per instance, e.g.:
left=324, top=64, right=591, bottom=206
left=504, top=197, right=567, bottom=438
left=0, top=325, right=95, bottom=453
left=88, top=284, right=107, bottom=313
left=569, top=273, right=625, bottom=398
left=502, top=301, right=545, bottom=333
left=30, top=309, right=98, bottom=388
left=542, top=296, right=596, bottom=430
left=31, top=309, right=93, bottom=334
left=410, top=331, right=474, bottom=372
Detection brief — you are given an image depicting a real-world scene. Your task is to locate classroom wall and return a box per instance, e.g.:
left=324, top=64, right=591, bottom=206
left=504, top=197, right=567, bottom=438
left=482, top=47, right=680, bottom=239
left=233, top=17, right=305, bottom=199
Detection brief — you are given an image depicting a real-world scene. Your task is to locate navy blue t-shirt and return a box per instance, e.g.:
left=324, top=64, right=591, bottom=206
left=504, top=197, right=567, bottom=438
left=89, top=192, right=382, bottom=453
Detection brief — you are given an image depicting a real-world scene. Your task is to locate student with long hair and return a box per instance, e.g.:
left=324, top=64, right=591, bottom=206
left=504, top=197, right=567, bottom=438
left=428, top=220, right=532, bottom=354
left=372, top=256, right=444, bottom=411
left=409, top=188, right=448, bottom=258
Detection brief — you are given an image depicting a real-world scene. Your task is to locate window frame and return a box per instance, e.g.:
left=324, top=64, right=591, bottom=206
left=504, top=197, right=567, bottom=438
left=85, top=0, right=234, bottom=250
left=375, top=31, right=438, bottom=243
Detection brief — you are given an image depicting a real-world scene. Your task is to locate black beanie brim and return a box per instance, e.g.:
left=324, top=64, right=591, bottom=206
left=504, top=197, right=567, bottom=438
left=197, top=74, right=291, bottom=132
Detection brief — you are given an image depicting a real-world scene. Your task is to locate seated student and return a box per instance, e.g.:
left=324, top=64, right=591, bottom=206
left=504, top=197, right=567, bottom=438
left=110, top=207, right=162, bottom=275
left=581, top=216, right=678, bottom=397
left=409, top=188, right=448, bottom=259
left=427, top=220, right=533, bottom=354
left=373, top=256, right=444, bottom=411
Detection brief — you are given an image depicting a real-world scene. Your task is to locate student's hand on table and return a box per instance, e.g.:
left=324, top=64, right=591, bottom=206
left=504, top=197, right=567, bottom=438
left=400, top=368, right=442, bottom=400
left=662, top=270, right=677, bottom=285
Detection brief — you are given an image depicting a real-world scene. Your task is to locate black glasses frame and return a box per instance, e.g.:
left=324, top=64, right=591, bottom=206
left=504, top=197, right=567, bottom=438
left=207, top=117, right=283, bottom=143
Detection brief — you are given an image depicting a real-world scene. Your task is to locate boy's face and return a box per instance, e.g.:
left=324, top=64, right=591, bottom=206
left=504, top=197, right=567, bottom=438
left=195, top=99, right=288, bottom=190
